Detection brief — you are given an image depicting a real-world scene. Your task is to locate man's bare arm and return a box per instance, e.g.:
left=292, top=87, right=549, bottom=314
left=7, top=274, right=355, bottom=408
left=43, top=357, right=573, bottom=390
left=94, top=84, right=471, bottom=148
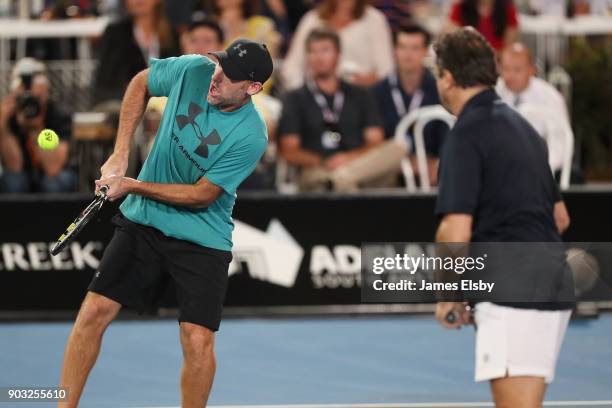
left=435, top=213, right=473, bottom=243
left=554, top=200, right=570, bottom=234
left=279, top=134, right=322, bottom=167
left=99, top=69, right=150, bottom=181
left=435, top=213, right=473, bottom=328
left=96, top=175, right=224, bottom=208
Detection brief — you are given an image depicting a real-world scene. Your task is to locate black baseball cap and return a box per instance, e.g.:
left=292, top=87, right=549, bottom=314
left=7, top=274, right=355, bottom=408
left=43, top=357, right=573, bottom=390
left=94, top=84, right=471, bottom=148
left=209, top=39, right=273, bottom=84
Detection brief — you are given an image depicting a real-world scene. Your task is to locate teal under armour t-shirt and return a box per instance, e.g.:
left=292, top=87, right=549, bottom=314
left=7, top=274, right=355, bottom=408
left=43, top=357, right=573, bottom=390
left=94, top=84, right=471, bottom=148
left=120, top=54, right=268, bottom=251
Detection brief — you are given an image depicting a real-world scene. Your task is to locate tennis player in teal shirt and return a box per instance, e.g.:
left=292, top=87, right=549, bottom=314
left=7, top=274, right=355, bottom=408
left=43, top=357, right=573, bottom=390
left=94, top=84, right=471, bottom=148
left=58, top=40, right=273, bottom=408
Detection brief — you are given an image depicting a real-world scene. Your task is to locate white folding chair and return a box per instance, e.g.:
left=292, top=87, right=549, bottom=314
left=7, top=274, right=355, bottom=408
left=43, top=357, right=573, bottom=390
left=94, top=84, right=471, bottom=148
left=394, top=105, right=456, bottom=192
left=275, top=156, right=299, bottom=194
left=547, top=65, right=573, bottom=115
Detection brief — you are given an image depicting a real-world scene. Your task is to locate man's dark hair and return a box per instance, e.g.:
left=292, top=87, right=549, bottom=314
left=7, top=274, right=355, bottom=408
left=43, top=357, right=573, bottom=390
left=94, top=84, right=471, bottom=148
left=433, top=28, right=498, bottom=88
left=394, top=24, right=431, bottom=47
left=305, top=28, right=341, bottom=53
left=188, top=18, right=224, bottom=44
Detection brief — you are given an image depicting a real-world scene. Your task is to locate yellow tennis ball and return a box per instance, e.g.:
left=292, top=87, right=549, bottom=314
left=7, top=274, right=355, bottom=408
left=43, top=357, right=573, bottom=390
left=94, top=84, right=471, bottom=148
left=38, top=128, right=59, bottom=150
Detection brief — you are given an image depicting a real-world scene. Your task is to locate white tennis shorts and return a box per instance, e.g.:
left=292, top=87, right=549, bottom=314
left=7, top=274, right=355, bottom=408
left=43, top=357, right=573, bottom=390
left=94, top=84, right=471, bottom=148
left=473, top=302, right=571, bottom=384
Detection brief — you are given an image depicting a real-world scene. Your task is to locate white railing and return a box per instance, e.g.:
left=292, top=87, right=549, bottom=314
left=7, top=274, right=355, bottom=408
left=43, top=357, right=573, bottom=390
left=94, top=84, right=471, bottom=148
left=0, top=59, right=97, bottom=112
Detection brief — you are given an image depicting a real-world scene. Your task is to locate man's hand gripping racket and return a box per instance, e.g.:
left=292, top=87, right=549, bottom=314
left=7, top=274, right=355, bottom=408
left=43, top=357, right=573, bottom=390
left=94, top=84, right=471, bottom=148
left=50, top=185, right=110, bottom=256
left=436, top=301, right=474, bottom=329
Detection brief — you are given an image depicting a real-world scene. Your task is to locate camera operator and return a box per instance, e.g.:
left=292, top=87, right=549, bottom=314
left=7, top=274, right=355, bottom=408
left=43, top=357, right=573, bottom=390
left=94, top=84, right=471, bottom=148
left=0, top=58, right=75, bottom=193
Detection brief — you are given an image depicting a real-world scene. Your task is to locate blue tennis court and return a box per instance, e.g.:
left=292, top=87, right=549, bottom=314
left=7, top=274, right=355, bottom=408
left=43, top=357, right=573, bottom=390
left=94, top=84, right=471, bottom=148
left=1, top=313, right=611, bottom=408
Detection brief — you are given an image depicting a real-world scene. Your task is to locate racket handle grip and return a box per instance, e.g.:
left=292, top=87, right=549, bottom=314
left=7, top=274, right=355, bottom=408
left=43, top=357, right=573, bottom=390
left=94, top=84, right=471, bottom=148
left=99, top=184, right=109, bottom=194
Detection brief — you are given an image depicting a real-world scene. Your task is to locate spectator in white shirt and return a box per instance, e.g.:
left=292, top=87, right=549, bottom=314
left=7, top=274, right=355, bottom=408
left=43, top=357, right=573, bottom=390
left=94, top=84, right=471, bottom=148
left=496, top=43, right=571, bottom=174
left=281, top=0, right=394, bottom=91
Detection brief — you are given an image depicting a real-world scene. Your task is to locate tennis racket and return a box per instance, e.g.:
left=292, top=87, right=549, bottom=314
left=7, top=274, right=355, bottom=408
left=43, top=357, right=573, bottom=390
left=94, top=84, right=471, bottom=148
left=50, top=185, right=109, bottom=256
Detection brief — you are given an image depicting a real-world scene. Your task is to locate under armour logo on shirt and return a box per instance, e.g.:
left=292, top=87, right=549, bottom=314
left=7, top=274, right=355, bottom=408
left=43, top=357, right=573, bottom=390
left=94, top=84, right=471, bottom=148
left=194, top=129, right=221, bottom=158
left=176, top=102, right=203, bottom=130
left=175, top=102, right=221, bottom=158
left=249, top=72, right=254, bottom=79
left=238, top=49, right=247, bottom=57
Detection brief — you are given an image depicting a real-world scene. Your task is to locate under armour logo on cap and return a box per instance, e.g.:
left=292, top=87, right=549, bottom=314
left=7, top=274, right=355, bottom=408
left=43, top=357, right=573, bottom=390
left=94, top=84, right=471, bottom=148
left=208, top=39, right=274, bottom=84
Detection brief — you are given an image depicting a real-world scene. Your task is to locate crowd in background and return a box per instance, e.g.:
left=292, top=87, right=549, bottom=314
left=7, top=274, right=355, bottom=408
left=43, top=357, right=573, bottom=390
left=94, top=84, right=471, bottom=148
left=1, top=0, right=610, bottom=193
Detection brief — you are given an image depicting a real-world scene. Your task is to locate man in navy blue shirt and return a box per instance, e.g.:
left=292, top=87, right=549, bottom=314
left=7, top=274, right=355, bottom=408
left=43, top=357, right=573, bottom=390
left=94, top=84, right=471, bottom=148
left=432, top=28, right=572, bottom=407
left=373, top=24, right=448, bottom=185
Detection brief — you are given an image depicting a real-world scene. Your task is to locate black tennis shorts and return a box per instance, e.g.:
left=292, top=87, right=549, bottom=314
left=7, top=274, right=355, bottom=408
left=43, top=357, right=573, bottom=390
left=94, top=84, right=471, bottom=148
left=88, top=213, right=232, bottom=331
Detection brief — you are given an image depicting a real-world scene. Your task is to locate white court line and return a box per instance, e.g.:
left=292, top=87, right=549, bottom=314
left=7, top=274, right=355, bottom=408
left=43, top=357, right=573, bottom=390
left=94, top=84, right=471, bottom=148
left=138, top=401, right=612, bottom=408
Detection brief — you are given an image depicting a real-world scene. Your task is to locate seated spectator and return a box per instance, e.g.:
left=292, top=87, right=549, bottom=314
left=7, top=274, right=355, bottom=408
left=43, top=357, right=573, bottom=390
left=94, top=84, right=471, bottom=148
left=278, top=29, right=404, bottom=192
left=0, top=59, right=75, bottom=193
left=445, top=0, right=519, bottom=52
left=163, top=0, right=198, bottom=32
left=269, top=0, right=314, bottom=34
left=370, top=0, right=413, bottom=34
left=496, top=43, right=571, bottom=175
left=282, top=0, right=394, bottom=90
left=94, top=0, right=179, bottom=104
left=258, top=0, right=292, bottom=48
left=373, top=24, right=448, bottom=185
left=181, top=18, right=225, bottom=55
left=205, top=0, right=281, bottom=58
left=204, top=0, right=281, bottom=94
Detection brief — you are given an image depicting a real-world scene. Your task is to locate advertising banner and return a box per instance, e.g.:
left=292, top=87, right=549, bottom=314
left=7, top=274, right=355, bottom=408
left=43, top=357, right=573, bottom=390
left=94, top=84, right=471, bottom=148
left=1, top=191, right=611, bottom=313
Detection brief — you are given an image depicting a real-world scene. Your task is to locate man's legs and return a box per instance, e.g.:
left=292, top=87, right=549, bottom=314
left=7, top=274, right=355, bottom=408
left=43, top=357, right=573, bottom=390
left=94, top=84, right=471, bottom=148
left=58, top=292, right=122, bottom=408
left=179, top=322, right=216, bottom=408
left=331, top=140, right=405, bottom=191
left=490, top=376, right=547, bottom=408
left=473, top=303, right=570, bottom=408
left=298, top=167, right=331, bottom=192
